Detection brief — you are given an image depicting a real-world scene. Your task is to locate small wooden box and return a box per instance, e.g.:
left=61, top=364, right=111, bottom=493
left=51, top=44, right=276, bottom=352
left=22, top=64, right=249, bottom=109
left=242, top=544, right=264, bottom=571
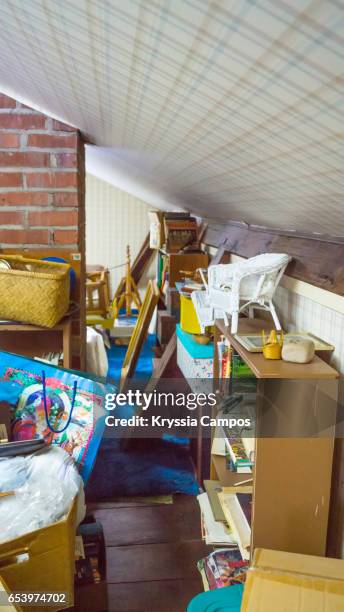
left=168, top=252, right=209, bottom=288
left=164, top=218, right=198, bottom=252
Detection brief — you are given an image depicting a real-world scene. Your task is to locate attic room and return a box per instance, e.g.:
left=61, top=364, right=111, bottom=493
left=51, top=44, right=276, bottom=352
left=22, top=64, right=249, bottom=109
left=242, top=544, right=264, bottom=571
left=0, top=1, right=343, bottom=611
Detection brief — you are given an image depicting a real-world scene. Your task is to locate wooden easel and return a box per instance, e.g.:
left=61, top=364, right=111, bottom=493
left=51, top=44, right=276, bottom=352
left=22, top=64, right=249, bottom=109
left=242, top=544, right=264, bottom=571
left=87, top=235, right=154, bottom=330
left=112, top=245, right=142, bottom=319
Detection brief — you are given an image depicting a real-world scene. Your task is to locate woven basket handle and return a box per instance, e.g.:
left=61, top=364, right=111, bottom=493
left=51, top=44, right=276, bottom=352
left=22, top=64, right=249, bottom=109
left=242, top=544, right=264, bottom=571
left=42, top=371, right=77, bottom=434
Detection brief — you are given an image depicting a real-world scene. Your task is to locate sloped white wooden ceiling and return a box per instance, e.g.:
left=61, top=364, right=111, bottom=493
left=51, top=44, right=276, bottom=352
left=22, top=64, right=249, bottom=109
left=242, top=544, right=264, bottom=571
left=0, top=0, right=343, bottom=236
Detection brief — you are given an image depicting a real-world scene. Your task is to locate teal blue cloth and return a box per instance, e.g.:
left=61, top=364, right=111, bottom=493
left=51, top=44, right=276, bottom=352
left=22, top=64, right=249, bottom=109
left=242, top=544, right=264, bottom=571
left=176, top=324, right=214, bottom=359
left=187, top=585, right=244, bottom=612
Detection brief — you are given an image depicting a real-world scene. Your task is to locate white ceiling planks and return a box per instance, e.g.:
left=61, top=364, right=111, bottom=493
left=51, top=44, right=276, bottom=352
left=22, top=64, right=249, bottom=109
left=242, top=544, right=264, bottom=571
left=0, top=0, right=342, bottom=235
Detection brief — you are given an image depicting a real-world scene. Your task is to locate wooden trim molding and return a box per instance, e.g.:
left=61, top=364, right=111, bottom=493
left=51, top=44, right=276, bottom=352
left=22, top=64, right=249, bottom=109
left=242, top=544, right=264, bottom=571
left=204, top=223, right=344, bottom=296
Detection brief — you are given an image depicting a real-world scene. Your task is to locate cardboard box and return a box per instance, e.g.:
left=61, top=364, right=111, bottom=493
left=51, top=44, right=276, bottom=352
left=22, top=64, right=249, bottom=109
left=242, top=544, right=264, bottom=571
left=0, top=401, right=12, bottom=442
left=168, top=252, right=209, bottom=288
left=0, top=499, right=77, bottom=612
left=0, top=423, right=8, bottom=442
left=242, top=548, right=344, bottom=611
left=0, top=577, right=18, bottom=611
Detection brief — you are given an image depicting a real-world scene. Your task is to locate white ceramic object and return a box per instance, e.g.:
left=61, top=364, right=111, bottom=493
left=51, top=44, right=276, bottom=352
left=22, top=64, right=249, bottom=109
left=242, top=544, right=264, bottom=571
left=282, top=338, right=315, bottom=363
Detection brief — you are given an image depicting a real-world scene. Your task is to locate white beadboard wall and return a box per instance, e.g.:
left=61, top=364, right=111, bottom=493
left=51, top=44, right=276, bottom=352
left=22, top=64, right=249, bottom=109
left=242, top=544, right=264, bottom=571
left=86, top=173, right=155, bottom=293
left=274, top=287, right=344, bottom=376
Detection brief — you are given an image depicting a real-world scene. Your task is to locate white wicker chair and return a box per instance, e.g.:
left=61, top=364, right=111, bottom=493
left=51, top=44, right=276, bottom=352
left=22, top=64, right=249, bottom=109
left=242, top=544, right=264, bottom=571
left=191, top=253, right=291, bottom=334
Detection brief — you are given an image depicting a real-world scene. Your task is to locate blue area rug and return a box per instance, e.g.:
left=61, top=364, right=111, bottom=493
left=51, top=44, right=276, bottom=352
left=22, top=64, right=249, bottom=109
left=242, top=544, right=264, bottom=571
left=85, top=436, right=199, bottom=499
left=107, top=332, right=157, bottom=384
left=85, top=332, right=199, bottom=500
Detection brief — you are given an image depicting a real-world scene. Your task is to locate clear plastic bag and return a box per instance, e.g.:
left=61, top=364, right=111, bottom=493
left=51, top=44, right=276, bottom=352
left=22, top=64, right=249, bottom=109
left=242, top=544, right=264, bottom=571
left=0, top=446, right=85, bottom=544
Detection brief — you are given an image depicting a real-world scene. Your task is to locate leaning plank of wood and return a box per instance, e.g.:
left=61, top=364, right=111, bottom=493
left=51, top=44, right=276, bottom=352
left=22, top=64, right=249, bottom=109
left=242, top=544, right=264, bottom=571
left=121, top=332, right=177, bottom=449
left=131, top=232, right=155, bottom=284
left=210, top=244, right=231, bottom=265
left=203, top=222, right=344, bottom=295
left=145, top=333, right=177, bottom=392
left=120, top=280, right=160, bottom=392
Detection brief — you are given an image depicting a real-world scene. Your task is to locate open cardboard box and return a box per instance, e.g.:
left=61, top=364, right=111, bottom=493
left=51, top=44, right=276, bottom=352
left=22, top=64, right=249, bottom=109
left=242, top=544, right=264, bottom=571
left=0, top=499, right=77, bottom=612
left=242, top=548, right=344, bottom=611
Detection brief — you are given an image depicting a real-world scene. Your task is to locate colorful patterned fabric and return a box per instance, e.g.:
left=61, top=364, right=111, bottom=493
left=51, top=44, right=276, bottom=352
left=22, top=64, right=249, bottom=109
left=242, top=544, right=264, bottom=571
left=0, top=351, right=111, bottom=483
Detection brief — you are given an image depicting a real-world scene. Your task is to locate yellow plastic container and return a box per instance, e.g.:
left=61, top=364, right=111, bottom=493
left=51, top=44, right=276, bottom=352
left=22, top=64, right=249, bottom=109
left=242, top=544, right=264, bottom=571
left=180, top=294, right=201, bottom=334
left=262, top=330, right=284, bottom=360
left=0, top=498, right=77, bottom=612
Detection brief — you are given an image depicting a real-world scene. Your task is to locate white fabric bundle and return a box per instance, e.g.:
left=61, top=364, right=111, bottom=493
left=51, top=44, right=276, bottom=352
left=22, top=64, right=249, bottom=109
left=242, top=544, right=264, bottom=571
left=86, top=326, right=109, bottom=377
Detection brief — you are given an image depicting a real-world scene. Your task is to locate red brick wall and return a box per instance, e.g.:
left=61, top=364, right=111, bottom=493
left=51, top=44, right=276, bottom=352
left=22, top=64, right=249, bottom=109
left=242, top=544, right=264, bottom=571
left=0, top=92, right=86, bottom=368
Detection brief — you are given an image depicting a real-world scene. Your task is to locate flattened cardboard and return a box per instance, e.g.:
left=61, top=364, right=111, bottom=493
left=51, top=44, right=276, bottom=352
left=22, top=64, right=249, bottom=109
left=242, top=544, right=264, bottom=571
left=242, top=548, right=344, bottom=612
left=204, top=480, right=226, bottom=522
left=0, top=402, right=11, bottom=442
left=0, top=423, right=8, bottom=442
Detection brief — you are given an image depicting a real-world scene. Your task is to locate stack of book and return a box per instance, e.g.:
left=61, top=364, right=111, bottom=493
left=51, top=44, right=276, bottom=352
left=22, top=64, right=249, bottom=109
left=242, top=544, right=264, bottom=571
left=224, top=433, right=254, bottom=473
left=197, top=491, right=237, bottom=547
left=197, top=548, right=249, bottom=591
left=113, top=315, right=137, bottom=337
left=198, top=480, right=252, bottom=561
left=197, top=480, right=252, bottom=591
left=211, top=426, right=255, bottom=474
left=218, top=489, right=252, bottom=560
left=211, top=392, right=256, bottom=475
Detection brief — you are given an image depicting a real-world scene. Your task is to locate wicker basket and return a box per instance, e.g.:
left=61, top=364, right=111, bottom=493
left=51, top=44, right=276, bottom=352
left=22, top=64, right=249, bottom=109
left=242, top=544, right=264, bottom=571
left=0, top=255, right=71, bottom=327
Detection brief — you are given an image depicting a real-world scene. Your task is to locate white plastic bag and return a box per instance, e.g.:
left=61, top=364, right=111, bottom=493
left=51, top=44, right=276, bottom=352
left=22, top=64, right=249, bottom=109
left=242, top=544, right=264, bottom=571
left=0, top=446, right=85, bottom=544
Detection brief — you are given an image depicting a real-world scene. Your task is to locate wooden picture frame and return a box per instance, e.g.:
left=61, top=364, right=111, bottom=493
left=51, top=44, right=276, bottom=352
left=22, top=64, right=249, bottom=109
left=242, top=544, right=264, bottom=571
left=120, top=280, right=160, bottom=391
left=145, top=333, right=177, bottom=393
left=121, top=332, right=177, bottom=449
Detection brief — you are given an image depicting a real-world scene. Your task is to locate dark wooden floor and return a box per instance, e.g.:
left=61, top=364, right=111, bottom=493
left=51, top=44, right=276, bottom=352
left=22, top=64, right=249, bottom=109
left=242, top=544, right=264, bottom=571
left=88, top=495, right=209, bottom=611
